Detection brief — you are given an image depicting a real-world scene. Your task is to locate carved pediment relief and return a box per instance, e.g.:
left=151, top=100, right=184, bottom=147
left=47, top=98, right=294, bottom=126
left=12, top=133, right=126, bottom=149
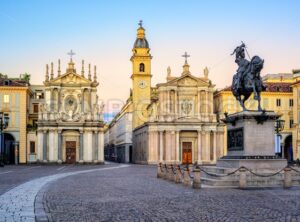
left=50, top=73, right=91, bottom=85
left=178, top=77, right=198, bottom=86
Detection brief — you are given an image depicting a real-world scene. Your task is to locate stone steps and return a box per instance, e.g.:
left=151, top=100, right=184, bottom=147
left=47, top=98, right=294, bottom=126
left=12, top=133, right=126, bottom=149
left=199, top=166, right=300, bottom=188
left=201, top=177, right=239, bottom=187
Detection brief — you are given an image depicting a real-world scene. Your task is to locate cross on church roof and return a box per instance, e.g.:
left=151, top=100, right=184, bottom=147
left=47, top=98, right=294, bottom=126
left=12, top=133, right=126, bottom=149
left=182, top=51, right=190, bottom=63
left=67, top=50, right=76, bottom=61
left=138, top=20, right=143, bottom=28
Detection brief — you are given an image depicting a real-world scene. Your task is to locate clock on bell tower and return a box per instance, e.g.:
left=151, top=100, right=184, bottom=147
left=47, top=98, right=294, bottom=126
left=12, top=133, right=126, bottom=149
left=131, top=20, right=152, bottom=129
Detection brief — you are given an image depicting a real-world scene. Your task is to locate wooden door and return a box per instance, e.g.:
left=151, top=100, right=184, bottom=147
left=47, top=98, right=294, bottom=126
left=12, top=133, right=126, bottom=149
left=66, top=141, right=76, bottom=164
left=182, top=142, right=192, bottom=164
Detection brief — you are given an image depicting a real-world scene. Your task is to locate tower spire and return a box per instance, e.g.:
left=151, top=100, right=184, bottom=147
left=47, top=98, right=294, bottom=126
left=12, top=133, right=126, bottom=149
left=50, top=62, right=54, bottom=79
left=45, top=64, right=49, bottom=82
left=93, top=65, right=97, bottom=82
left=58, top=59, right=61, bottom=76
left=81, top=60, right=85, bottom=77
left=88, top=63, right=91, bottom=80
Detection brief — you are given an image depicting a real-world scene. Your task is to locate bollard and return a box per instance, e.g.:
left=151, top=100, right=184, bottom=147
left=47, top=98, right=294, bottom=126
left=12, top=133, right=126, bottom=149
left=163, top=165, right=168, bottom=180
left=239, top=167, right=247, bottom=189
left=284, top=167, right=292, bottom=188
left=170, top=165, right=176, bottom=182
left=192, top=168, right=201, bottom=189
left=183, top=168, right=191, bottom=186
left=167, top=165, right=173, bottom=181
left=157, top=163, right=162, bottom=178
left=175, top=166, right=181, bottom=183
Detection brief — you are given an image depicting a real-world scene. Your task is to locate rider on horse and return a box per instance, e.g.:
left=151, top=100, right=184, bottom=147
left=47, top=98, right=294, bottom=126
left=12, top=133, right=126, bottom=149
left=231, top=42, right=249, bottom=91
left=231, top=42, right=266, bottom=111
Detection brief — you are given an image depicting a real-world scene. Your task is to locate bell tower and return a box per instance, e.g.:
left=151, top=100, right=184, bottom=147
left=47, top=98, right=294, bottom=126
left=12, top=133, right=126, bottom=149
left=131, top=20, right=152, bottom=129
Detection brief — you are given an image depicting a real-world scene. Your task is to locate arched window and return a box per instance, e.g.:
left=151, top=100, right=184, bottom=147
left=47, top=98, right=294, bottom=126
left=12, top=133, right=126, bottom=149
left=139, top=63, right=145, bottom=72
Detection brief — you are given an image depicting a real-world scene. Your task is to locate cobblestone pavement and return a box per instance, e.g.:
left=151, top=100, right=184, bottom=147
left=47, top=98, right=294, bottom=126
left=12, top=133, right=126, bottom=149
left=0, top=164, right=127, bottom=222
left=44, top=164, right=300, bottom=222
left=0, top=164, right=114, bottom=195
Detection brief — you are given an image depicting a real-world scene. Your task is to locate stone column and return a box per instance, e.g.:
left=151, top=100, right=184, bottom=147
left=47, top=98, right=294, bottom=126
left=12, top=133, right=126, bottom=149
left=86, top=130, right=93, bottom=162
left=43, top=130, right=48, bottom=162
left=37, top=130, right=43, bottom=161
left=88, top=89, right=92, bottom=113
left=167, top=90, right=170, bottom=114
left=159, top=131, right=163, bottom=162
left=57, top=130, right=62, bottom=163
left=206, top=132, right=210, bottom=162
left=93, top=130, right=99, bottom=163
left=98, top=131, right=104, bottom=163
left=197, top=90, right=201, bottom=117
left=213, top=131, right=217, bottom=162
left=79, top=130, right=84, bottom=163
left=174, top=90, right=178, bottom=116
left=50, top=89, right=53, bottom=111
left=205, top=90, right=208, bottom=114
left=165, top=131, right=171, bottom=162
left=48, top=129, right=54, bottom=162
left=81, top=89, right=84, bottom=113
left=197, top=130, right=202, bottom=164
left=58, top=89, right=61, bottom=112
left=176, top=131, right=180, bottom=163
left=210, top=90, right=213, bottom=114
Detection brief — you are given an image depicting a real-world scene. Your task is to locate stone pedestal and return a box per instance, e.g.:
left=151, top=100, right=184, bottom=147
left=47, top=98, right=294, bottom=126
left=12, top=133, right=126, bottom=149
left=217, top=111, right=287, bottom=169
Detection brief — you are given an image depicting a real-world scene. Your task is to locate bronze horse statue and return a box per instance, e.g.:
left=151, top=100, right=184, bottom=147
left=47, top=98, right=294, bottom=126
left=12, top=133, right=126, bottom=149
left=231, top=43, right=266, bottom=111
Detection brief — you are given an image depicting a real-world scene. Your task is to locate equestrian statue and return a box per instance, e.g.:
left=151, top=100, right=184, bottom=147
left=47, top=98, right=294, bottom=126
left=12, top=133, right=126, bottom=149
left=231, top=42, right=266, bottom=111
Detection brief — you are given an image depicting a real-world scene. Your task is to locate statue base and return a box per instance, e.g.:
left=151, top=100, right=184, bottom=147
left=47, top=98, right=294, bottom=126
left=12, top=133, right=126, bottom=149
left=217, top=110, right=287, bottom=169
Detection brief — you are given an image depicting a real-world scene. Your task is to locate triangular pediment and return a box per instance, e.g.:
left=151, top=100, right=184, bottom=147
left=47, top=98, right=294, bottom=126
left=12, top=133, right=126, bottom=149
left=50, top=72, right=92, bottom=85
left=160, top=74, right=209, bottom=87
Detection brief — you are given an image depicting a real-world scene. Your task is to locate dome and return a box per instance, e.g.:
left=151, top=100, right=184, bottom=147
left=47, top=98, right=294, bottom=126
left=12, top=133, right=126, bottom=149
left=134, top=38, right=149, bottom=48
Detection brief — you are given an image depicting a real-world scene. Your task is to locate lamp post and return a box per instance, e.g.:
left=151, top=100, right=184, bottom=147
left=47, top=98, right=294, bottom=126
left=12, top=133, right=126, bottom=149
left=0, top=112, right=10, bottom=167
left=275, top=119, right=285, bottom=157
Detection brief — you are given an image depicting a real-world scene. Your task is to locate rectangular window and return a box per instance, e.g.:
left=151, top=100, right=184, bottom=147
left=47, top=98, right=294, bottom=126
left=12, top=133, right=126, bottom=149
left=30, top=141, right=35, bottom=154
left=276, top=99, right=281, bottom=107
left=289, top=99, right=294, bottom=107
left=290, top=119, right=294, bottom=128
left=35, top=91, right=44, bottom=99
left=3, top=94, right=9, bottom=103
left=33, top=104, right=39, bottom=113
left=32, top=120, right=37, bottom=128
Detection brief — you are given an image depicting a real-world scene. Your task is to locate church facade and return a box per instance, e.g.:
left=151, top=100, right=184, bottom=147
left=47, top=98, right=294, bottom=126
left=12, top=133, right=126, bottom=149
left=36, top=57, right=104, bottom=163
left=130, top=23, right=225, bottom=164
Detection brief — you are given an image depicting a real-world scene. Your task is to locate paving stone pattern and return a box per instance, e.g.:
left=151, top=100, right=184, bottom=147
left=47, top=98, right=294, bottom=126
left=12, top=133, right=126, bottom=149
left=0, top=165, right=128, bottom=222
left=44, top=165, right=300, bottom=222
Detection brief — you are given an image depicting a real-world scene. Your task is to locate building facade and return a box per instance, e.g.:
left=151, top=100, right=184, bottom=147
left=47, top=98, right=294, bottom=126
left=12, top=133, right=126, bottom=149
left=291, top=69, right=300, bottom=162
left=129, top=23, right=224, bottom=165
left=104, top=102, right=133, bottom=163
left=0, top=74, right=31, bottom=164
left=36, top=58, right=104, bottom=163
left=27, top=85, right=45, bottom=163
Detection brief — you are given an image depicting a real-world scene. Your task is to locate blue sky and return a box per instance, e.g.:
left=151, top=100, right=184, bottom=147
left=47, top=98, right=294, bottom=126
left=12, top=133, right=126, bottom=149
left=0, top=0, right=299, bottom=106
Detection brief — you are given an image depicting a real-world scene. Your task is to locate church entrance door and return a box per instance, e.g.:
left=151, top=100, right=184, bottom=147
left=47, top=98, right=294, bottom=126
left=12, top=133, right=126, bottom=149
left=66, top=141, right=76, bottom=164
left=182, top=142, right=192, bottom=164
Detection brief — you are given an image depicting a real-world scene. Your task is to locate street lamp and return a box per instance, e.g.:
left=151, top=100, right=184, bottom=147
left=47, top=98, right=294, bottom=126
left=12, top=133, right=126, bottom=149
left=0, top=112, right=10, bottom=167
left=275, top=118, right=285, bottom=157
